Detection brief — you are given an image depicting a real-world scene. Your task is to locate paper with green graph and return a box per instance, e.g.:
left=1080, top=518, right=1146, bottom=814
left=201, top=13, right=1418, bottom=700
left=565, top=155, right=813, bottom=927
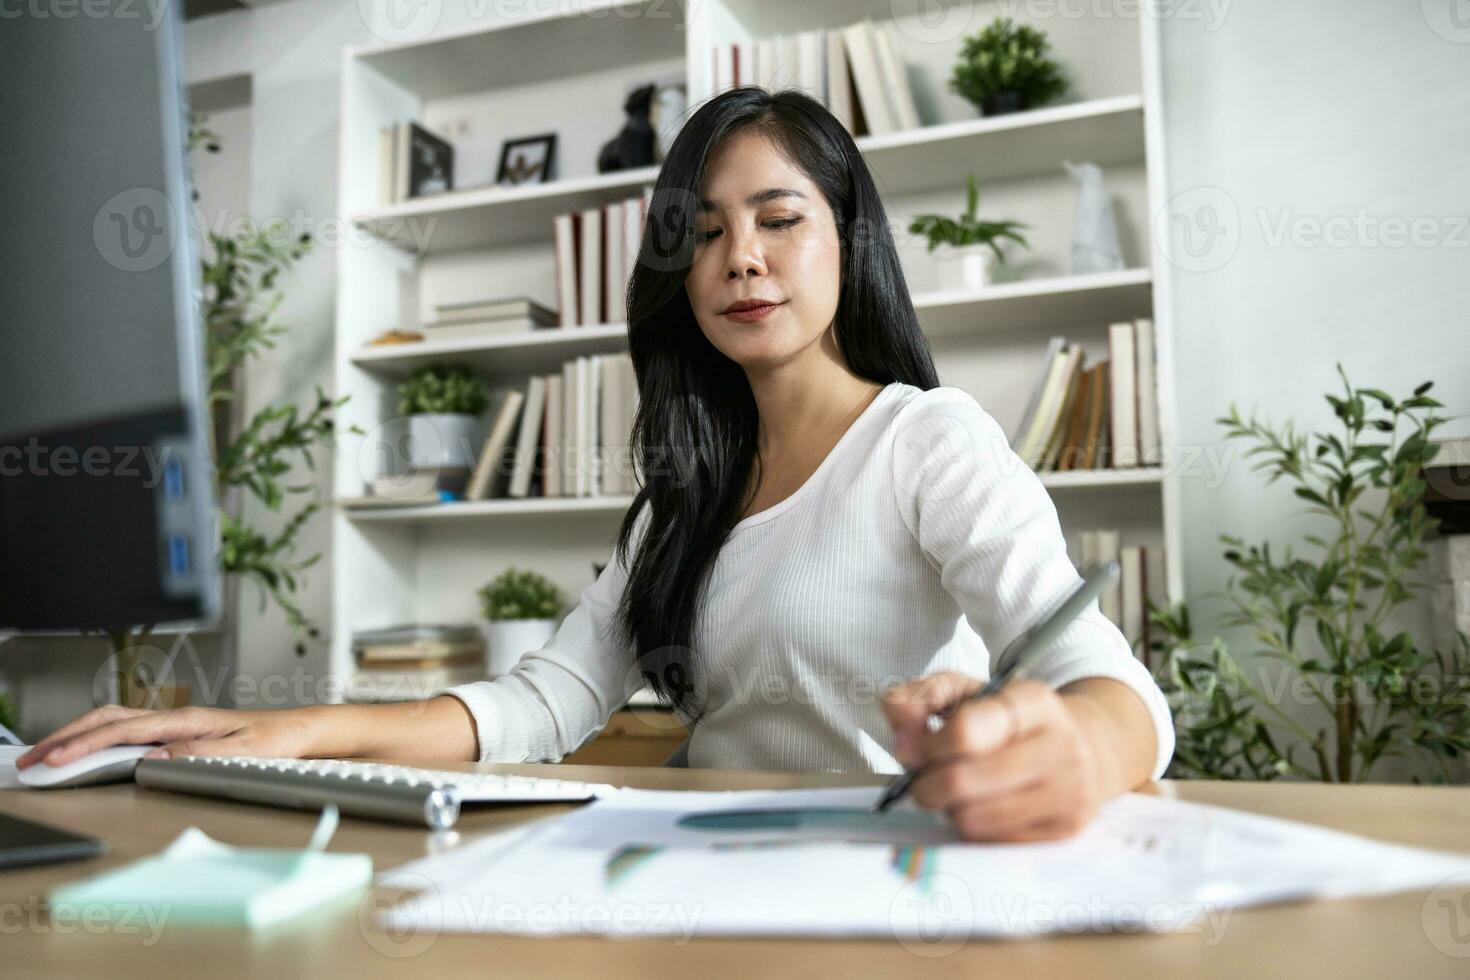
left=379, top=785, right=1470, bottom=941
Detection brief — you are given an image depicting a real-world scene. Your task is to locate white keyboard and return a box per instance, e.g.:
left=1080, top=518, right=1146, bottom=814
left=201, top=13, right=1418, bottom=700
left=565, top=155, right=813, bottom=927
left=133, top=755, right=618, bottom=830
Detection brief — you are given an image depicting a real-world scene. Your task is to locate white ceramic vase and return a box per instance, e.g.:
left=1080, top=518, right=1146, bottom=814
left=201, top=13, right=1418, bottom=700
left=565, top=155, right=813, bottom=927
left=483, top=618, right=558, bottom=677
left=938, top=244, right=995, bottom=292
left=405, top=413, right=482, bottom=470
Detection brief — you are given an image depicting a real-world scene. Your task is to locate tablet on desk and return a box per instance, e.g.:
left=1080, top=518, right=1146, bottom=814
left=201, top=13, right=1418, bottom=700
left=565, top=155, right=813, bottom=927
left=0, top=812, right=106, bottom=870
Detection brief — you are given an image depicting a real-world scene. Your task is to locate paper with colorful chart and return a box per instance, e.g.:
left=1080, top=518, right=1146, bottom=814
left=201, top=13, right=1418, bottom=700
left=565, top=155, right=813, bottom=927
left=380, top=784, right=1470, bottom=941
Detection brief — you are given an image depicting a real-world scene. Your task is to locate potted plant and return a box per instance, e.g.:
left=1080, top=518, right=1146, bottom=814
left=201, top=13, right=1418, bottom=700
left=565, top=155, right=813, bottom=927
left=395, top=363, right=489, bottom=484
left=1148, top=367, right=1470, bottom=783
left=908, top=174, right=1029, bottom=291
left=88, top=118, right=354, bottom=711
left=950, top=17, right=1069, bottom=117
left=478, top=568, right=566, bottom=676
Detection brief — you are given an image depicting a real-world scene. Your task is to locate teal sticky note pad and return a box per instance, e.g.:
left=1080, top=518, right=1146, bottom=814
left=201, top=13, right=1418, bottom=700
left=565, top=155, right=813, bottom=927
left=49, top=816, right=372, bottom=930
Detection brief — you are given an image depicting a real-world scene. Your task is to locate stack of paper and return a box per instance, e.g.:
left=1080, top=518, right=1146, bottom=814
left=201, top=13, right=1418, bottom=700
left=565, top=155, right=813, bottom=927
left=378, top=785, right=1470, bottom=941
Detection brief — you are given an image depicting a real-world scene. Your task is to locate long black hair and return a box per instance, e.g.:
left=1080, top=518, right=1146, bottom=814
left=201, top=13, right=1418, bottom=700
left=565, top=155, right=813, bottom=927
left=612, top=86, right=939, bottom=718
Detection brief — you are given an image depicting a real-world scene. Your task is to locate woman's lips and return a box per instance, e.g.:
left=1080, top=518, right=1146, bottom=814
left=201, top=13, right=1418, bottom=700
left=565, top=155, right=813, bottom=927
left=723, top=301, right=785, bottom=323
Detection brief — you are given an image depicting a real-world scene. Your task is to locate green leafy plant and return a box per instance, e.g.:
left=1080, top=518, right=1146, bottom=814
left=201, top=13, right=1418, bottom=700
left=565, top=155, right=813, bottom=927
left=91, top=117, right=353, bottom=671
left=397, top=364, right=489, bottom=416
left=908, top=174, right=1029, bottom=263
left=479, top=569, right=565, bottom=622
left=1149, top=366, right=1470, bottom=783
left=949, top=17, right=1069, bottom=113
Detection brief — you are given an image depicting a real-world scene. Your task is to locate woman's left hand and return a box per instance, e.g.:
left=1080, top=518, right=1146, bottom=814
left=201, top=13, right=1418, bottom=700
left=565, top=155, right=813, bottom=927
left=879, top=672, right=1107, bottom=842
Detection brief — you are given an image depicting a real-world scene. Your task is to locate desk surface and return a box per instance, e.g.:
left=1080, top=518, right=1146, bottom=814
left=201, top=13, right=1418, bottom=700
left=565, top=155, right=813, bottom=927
left=5, top=764, right=1470, bottom=979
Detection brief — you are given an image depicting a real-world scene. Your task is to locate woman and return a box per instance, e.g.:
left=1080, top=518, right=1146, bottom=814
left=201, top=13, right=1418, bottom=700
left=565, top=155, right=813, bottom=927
left=18, top=88, right=1172, bottom=842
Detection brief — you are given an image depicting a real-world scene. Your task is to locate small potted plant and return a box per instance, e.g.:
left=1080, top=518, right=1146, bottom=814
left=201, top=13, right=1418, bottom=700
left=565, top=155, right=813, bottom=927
left=395, top=363, right=489, bottom=479
left=908, top=174, right=1029, bottom=290
left=478, top=568, right=566, bottom=676
left=950, top=17, right=1069, bottom=117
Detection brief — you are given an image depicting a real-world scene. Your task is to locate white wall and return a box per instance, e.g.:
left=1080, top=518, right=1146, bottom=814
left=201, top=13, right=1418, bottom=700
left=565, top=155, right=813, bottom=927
left=185, top=2, right=377, bottom=702
left=1155, top=3, right=1470, bottom=776
left=176, top=1, right=1469, bottom=723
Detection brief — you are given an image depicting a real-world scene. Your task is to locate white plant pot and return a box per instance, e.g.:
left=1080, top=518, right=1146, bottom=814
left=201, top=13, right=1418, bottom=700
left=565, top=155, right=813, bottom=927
left=937, top=244, right=995, bottom=292
left=483, top=618, right=558, bottom=677
left=405, top=413, right=482, bottom=470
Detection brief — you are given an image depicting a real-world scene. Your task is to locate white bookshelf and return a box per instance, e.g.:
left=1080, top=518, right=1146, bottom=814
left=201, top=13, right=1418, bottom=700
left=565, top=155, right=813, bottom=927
left=331, top=0, right=1183, bottom=694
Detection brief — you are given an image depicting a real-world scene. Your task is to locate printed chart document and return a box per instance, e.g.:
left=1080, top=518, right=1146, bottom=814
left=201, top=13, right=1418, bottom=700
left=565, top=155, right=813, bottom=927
left=380, top=785, right=1470, bottom=941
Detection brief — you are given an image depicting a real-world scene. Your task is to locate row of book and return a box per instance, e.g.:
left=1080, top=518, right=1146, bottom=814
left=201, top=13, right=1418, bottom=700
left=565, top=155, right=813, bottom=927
left=466, top=352, right=640, bottom=501
left=378, top=121, right=454, bottom=206
left=711, top=19, right=920, bottom=137
left=553, top=187, right=653, bottom=328
left=1011, top=319, right=1160, bottom=472
left=1078, top=531, right=1167, bottom=665
left=351, top=624, right=484, bottom=702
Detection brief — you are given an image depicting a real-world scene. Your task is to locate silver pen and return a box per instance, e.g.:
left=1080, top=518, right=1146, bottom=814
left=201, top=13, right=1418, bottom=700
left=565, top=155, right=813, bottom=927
left=871, top=561, right=1123, bottom=814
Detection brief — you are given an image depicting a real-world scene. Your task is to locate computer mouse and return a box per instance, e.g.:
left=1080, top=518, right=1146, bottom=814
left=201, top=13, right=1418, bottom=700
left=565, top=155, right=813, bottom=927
left=17, top=744, right=158, bottom=789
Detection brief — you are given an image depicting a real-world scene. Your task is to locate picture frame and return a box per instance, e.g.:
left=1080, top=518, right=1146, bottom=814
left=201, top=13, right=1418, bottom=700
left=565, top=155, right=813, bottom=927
left=495, top=133, right=557, bottom=187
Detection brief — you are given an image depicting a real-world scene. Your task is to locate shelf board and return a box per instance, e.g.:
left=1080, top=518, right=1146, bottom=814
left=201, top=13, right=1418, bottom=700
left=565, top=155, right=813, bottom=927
left=351, top=166, right=657, bottom=254
left=860, top=96, right=1146, bottom=196
left=348, top=271, right=1153, bottom=376
left=341, top=495, right=637, bottom=524
left=351, top=323, right=630, bottom=378
left=1039, top=467, right=1164, bottom=490
left=914, top=268, right=1153, bottom=339
left=351, top=98, right=1144, bottom=256
left=353, top=0, right=684, bottom=100
left=339, top=472, right=1158, bottom=526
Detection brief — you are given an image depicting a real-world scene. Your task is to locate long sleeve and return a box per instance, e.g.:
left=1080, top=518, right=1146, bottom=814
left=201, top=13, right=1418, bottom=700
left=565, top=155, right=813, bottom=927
left=443, top=506, right=649, bottom=763
left=889, top=386, right=1175, bottom=780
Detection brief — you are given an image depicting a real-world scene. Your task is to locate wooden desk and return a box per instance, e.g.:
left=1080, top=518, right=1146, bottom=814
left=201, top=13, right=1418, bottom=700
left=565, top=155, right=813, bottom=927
left=4, top=767, right=1470, bottom=979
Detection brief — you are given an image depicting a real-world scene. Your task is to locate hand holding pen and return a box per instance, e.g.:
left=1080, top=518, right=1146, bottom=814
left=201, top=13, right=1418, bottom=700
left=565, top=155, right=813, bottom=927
left=874, top=562, right=1126, bottom=842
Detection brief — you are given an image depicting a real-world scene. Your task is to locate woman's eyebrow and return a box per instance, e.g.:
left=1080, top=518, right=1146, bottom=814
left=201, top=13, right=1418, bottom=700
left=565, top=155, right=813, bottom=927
left=697, top=187, right=809, bottom=212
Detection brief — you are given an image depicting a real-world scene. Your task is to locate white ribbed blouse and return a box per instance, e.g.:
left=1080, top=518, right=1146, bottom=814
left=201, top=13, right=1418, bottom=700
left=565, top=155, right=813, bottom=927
left=446, top=382, right=1175, bottom=778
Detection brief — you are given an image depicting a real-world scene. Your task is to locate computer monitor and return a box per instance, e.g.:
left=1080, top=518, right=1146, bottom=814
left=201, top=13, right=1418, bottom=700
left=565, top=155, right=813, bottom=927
left=0, top=4, right=221, bottom=630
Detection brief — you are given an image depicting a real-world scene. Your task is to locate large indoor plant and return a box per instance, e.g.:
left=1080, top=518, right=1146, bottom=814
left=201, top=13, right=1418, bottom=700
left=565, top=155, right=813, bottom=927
left=478, top=568, right=565, bottom=676
left=949, top=17, right=1069, bottom=117
left=96, top=118, right=351, bottom=706
left=1149, top=367, right=1470, bottom=783
left=908, top=174, right=1029, bottom=290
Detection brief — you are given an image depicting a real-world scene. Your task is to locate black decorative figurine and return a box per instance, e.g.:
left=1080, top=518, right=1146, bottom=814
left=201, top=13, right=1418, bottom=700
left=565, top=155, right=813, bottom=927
left=597, top=83, right=657, bottom=174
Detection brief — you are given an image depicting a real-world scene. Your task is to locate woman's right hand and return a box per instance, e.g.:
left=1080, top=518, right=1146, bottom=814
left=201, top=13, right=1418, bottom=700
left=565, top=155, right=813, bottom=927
left=14, top=704, right=324, bottom=770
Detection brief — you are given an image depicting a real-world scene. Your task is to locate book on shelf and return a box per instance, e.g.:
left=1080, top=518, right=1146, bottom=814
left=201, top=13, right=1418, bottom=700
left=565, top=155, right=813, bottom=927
left=1076, top=533, right=1168, bottom=662
left=1011, top=336, right=1065, bottom=448
left=1134, top=317, right=1160, bottom=466
left=1082, top=364, right=1109, bottom=470
left=379, top=121, right=454, bottom=206
left=604, top=199, right=624, bottom=326
left=1121, top=545, right=1144, bottom=663
left=578, top=206, right=602, bottom=327
left=355, top=643, right=482, bottom=667
left=553, top=212, right=579, bottom=327
left=869, top=20, right=919, bottom=131
left=434, top=296, right=557, bottom=323
left=544, top=373, right=564, bottom=497
left=509, top=375, right=548, bottom=499
left=1038, top=346, right=1087, bottom=472
left=1054, top=363, right=1094, bottom=472
left=840, top=19, right=921, bottom=136
left=465, top=388, right=526, bottom=501
left=1011, top=319, right=1160, bottom=473
left=1108, top=322, right=1139, bottom=469
left=553, top=189, right=650, bottom=328
left=713, top=22, right=900, bottom=137
left=459, top=353, right=639, bottom=503
left=420, top=314, right=558, bottom=341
